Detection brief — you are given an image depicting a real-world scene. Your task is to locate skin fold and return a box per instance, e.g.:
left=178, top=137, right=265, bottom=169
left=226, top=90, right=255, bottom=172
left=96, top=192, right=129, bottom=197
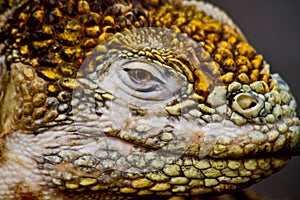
left=0, top=0, right=299, bottom=199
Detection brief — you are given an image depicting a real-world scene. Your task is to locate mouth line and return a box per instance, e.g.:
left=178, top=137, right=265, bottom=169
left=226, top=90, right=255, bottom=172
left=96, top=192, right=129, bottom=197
left=127, top=139, right=294, bottom=161
left=203, top=148, right=294, bottom=161
left=108, top=129, right=296, bottom=159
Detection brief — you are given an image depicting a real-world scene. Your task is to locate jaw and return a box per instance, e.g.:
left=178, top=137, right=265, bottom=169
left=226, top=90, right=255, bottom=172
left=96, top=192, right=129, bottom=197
left=0, top=116, right=297, bottom=199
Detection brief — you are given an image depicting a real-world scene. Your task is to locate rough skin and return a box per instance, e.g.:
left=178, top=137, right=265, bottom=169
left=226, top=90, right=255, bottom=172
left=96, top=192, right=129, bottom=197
left=0, top=0, right=299, bottom=199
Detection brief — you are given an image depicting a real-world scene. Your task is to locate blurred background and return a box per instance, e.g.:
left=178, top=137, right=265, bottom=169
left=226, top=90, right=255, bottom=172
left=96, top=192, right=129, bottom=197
left=206, top=0, right=300, bottom=199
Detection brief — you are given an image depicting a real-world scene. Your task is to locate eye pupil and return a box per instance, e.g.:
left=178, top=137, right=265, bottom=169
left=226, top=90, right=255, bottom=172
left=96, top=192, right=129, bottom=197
left=130, top=69, right=152, bottom=83
left=136, top=69, right=150, bottom=81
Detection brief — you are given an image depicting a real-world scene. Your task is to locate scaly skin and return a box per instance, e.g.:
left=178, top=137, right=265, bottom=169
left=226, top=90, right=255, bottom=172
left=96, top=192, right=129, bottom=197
left=0, top=0, right=299, bottom=199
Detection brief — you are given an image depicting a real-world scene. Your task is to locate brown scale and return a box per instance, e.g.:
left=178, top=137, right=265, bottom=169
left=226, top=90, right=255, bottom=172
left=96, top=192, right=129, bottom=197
left=1, top=0, right=269, bottom=133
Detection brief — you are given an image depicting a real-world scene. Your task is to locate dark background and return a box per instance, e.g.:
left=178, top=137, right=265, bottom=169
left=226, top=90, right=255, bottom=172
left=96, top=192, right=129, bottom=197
left=206, top=0, right=300, bottom=199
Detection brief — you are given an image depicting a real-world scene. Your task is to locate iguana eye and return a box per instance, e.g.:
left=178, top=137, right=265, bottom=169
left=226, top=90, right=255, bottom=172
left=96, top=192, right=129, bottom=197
left=123, top=64, right=165, bottom=90
left=125, top=68, right=155, bottom=84
left=98, top=58, right=187, bottom=102
left=118, top=60, right=168, bottom=94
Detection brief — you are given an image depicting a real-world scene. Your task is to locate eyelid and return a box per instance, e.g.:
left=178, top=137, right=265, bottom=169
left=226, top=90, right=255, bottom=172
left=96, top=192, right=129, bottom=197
left=121, top=61, right=165, bottom=83
left=102, top=58, right=188, bottom=102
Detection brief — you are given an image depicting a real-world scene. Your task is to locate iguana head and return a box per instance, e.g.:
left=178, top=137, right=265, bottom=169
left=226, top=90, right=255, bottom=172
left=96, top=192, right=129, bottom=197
left=0, top=0, right=299, bottom=199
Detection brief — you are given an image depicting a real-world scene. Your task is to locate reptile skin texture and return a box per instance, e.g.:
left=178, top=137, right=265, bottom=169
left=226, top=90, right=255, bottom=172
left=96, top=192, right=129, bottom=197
left=0, top=0, right=299, bottom=199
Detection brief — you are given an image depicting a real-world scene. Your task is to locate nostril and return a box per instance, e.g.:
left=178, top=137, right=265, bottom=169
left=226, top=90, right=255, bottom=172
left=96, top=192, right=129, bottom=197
left=236, top=94, right=258, bottom=110
left=232, top=93, right=264, bottom=118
